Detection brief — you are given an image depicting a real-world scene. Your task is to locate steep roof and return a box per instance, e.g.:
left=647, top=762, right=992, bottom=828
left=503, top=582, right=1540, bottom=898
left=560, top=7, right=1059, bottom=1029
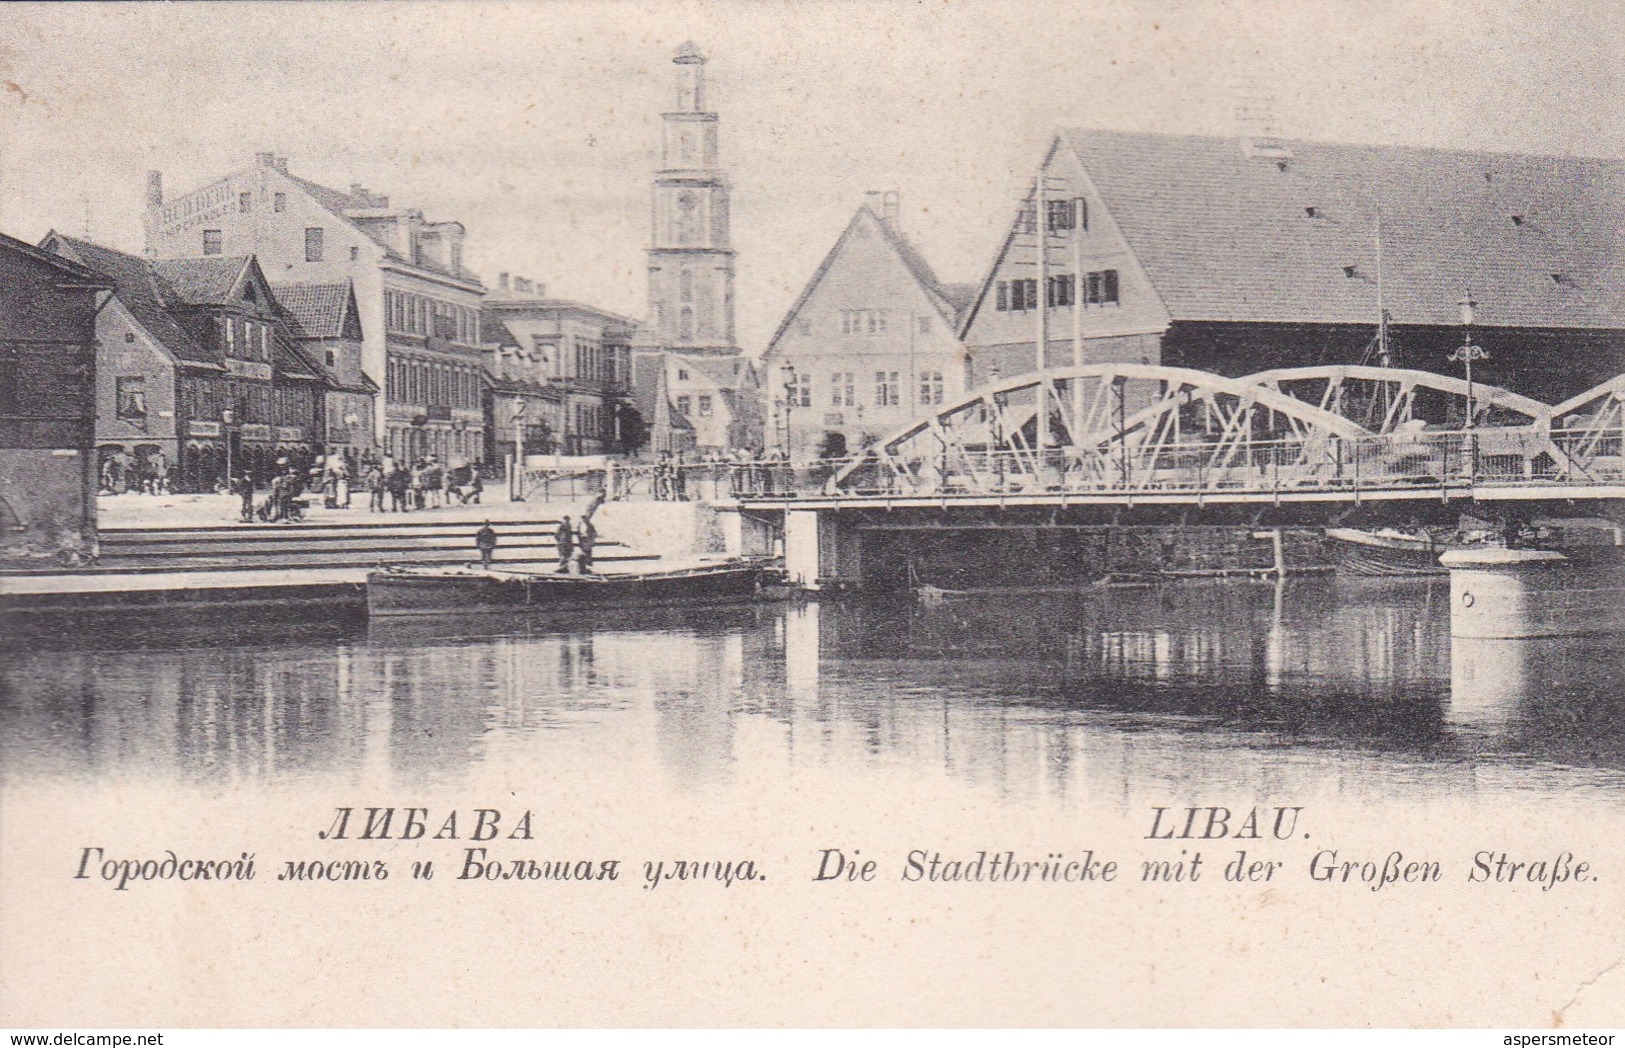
left=479, top=310, right=521, bottom=347
left=684, top=353, right=755, bottom=391
left=272, top=282, right=356, bottom=339
left=1057, top=128, right=1625, bottom=329
left=281, top=170, right=481, bottom=286
left=46, top=234, right=221, bottom=368
left=2, top=231, right=114, bottom=286
left=767, top=205, right=965, bottom=354
left=153, top=256, right=253, bottom=306
left=283, top=172, right=370, bottom=217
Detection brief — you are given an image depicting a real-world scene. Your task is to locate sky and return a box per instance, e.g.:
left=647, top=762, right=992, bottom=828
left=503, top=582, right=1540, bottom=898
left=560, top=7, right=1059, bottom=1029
left=1, top=0, right=1620, bottom=354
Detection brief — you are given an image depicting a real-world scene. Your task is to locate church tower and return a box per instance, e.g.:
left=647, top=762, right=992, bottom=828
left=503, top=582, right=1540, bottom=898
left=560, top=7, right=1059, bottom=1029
left=647, top=41, right=736, bottom=355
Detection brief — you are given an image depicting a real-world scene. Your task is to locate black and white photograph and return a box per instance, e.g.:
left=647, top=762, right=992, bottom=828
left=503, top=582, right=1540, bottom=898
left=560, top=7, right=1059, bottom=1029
left=1, top=0, right=1622, bottom=1032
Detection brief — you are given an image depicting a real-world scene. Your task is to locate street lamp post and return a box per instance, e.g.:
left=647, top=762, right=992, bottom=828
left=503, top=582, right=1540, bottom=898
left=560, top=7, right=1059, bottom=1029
left=988, top=364, right=1003, bottom=490
left=780, top=362, right=797, bottom=461
left=221, top=407, right=236, bottom=492
left=1450, top=292, right=1489, bottom=483
left=510, top=398, right=527, bottom=501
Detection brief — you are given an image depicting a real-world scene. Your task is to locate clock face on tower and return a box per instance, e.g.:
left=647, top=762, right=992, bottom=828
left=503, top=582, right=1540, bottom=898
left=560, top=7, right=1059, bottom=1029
left=677, top=190, right=698, bottom=211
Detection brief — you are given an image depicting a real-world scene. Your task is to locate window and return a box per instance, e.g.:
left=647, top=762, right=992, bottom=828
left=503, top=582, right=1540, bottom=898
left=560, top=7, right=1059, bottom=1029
left=350, top=246, right=360, bottom=261
left=202, top=229, right=222, bottom=256
left=1047, top=199, right=1076, bottom=232
left=840, top=309, right=889, bottom=335
left=325, top=349, right=337, bottom=367
left=919, top=370, right=944, bottom=406
left=304, top=227, right=324, bottom=262
left=1083, top=269, right=1121, bottom=306
left=679, top=307, right=695, bottom=340
left=697, top=394, right=713, bottom=417
left=116, top=377, right=148, bottom=419
left=677, top=368, right=689, bottom=382
left=1047, top=274, right=1075, bottom=307
left=875, top=371, right=899, bottom=407
left=918, top=315, right=931, bottom=334
left=221, top=317, right=236, bottom=355
left=1016, top=206, right=1036, bottom=234
left=797, top=373, right=812, bottom=408
left=273, top=192, right=286, bottom=212
left=1001, top=278, right=1038, bottom=311
left=239, top=192, right=252, bottom=214
left=676, top=394, right=692, bottom=417
left=830, top=372, right=855, bottom=407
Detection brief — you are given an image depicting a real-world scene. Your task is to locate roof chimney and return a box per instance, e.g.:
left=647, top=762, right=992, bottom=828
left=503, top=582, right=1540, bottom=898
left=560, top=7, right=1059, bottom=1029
left=499, top=272, right=510, bottom=290
left=145, top=170, right=163, bottom=208
left=882, top=190, right=900, bottom=232
left=255, top=151, right=276, bottom=167
left=274, top=156, right=288, bottom=173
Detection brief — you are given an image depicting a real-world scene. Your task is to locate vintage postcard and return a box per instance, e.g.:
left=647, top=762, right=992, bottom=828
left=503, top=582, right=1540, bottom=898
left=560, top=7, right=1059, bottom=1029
left=1, top=0, right=1622, bottom=1031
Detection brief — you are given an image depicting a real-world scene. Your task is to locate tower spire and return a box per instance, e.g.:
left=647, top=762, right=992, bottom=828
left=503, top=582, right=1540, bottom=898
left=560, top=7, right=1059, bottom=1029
left=646, top=42, right=736, bottom=353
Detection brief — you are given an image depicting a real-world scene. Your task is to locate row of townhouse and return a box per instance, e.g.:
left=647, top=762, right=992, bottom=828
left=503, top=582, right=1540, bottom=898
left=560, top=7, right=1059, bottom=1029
left=139, top=153, right=636, bottom=474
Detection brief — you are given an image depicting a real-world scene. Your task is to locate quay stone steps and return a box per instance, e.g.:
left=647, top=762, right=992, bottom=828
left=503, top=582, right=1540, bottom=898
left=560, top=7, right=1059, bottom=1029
left=74, top=518, right=655, bottom=575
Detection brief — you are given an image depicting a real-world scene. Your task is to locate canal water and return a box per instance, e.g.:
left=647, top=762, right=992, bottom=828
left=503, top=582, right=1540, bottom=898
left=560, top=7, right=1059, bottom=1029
left=4, top=580, right=1624, bottom=1027
left=4, top=580, right=1623, bottom=800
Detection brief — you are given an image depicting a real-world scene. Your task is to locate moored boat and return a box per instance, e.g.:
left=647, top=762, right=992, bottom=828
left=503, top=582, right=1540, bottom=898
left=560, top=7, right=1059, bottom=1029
left=1324, top=527, right=1459, bottom=576
left=367, top=560, right=770, bottom=617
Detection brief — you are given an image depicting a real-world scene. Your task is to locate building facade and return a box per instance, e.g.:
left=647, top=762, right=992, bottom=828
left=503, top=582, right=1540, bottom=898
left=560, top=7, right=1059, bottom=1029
left=479, top=308, right=564, bottom=465
left=481, top=275, right=636, bottom=458
left=762, top=193, right=974, bottom=459
left=960, top=129, right=1625, bottom=405
left=143, top=154, right=487, bottom=462
left=272, top=281, right=379, bottom=467
left=0, top=232, right=111, bottom=567
left=634, top=43, right=762, bottom=456
left=45, top=234, right=333, bottom=491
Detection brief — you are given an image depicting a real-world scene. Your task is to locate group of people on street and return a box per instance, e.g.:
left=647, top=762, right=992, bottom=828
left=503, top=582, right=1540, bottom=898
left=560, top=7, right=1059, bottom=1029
left=236, top=458, right=306, bottom=523
left=473, top=492, right=601, bottom=574
left=363, top=456, right=483, bottom=513
left=99, top=450, right=171, bottom=496
left=651, top=452, right=688, bottom=502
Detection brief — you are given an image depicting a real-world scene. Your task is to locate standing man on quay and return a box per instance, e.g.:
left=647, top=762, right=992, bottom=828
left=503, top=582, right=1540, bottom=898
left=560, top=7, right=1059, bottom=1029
left=555, top=515, right=575, bottom=573
left=475, top=520, right=498, bottom=570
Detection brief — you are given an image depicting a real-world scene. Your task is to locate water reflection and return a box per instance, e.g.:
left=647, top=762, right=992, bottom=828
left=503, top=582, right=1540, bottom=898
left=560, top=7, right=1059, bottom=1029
left=2, top=582, right=1622, bottom=798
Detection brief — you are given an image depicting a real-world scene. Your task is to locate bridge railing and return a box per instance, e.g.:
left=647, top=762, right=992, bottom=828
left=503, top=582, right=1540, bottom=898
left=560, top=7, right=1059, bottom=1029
left=727, top=427, right=1621, bottom=501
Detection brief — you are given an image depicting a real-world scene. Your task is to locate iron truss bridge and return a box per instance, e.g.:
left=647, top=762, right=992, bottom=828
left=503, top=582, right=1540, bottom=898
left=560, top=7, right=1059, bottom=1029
left=735, top=365, right=1625, bottom=508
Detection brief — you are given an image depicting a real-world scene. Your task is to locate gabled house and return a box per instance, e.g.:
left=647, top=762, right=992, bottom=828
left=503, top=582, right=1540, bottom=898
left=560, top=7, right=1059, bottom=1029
left=762, top=194, right=974, bottom=458
left=272, top=281, right=379, bottom=466
left=961, top=129, right=1625, bottom=405
left=44, top=233, right=332, bottom=491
